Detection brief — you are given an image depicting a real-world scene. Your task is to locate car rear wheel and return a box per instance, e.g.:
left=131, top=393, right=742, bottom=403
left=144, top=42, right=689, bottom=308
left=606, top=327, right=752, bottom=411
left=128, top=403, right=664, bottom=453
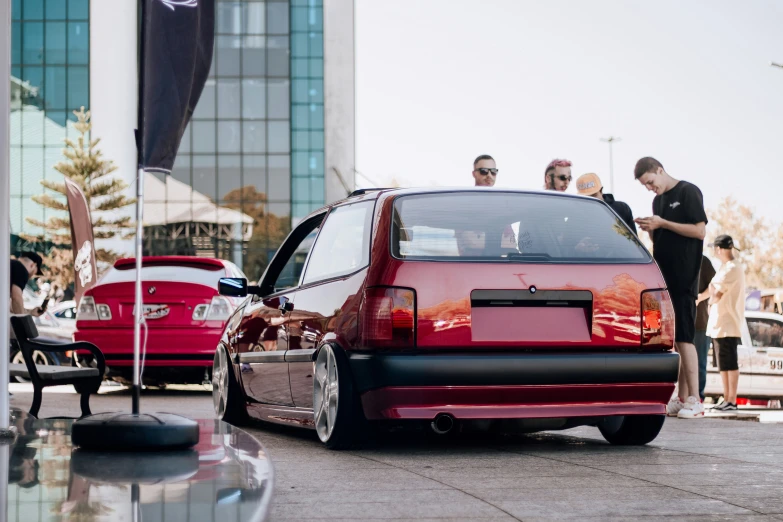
left=313, top=344, right=365, bottom=449
left=598, top=415, right=665, bottom=445
left=11, top=349, right=51, bottom=383
left=212, top=346, right=248, bottom=426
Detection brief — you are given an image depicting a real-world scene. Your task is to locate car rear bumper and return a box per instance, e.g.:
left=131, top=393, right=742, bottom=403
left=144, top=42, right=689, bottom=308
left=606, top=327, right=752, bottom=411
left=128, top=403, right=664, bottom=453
left=349, top=351, right=679, bottom=420
left=74, top=328, right=222, bottom=367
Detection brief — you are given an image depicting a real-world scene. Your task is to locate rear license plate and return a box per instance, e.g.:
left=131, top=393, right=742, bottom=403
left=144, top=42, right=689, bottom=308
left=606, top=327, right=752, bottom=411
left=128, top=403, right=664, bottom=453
left=133, top=304, right=170, bottom=319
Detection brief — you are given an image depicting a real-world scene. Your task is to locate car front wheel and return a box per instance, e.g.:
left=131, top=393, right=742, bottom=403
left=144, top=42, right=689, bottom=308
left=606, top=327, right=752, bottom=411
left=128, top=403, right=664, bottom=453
left=598, top=415, right=665, bottom=445
left=313, top=344, right=365, bottom=449
left=212, top=346, right=248, bottom=426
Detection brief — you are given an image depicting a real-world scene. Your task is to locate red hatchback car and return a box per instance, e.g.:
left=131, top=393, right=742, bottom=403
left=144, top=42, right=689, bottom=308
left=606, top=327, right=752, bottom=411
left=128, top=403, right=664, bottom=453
left=212, top=188, right=679, bottom=449
left=74, top=256, right=246, bottom=385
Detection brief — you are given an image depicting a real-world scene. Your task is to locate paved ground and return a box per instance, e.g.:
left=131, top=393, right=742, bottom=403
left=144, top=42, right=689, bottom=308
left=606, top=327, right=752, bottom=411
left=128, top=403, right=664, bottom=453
left=10, top=383, right=783, bottom=521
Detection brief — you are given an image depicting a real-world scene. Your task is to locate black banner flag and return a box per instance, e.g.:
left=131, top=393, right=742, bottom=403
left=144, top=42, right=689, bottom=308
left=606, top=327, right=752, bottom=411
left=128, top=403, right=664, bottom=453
left=138, top=0, right=215, bottom=172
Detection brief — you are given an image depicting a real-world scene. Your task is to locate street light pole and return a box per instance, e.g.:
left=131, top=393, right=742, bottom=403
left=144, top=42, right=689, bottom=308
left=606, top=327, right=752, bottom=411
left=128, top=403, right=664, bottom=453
left=600, top=136, right=621, bottom=194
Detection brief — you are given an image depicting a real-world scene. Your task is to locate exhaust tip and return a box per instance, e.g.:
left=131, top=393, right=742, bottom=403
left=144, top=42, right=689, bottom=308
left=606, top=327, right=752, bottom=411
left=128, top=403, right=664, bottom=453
left=431, top=413, right=455, bottom=435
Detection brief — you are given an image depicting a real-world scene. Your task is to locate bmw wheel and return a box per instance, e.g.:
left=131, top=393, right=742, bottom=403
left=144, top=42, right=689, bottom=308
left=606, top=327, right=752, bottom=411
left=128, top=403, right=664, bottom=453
left=313, top=344, right=364, bottom=449
left=11, top=350, right=51, bottom=383
left=212, top=346, right=248, bottom=426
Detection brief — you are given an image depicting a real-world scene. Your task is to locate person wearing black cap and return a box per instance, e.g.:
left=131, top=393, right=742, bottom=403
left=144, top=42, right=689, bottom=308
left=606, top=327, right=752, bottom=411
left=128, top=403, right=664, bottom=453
left=706, top=235, right=746, bottom=411
left=9, top=251, right=44, bottom=316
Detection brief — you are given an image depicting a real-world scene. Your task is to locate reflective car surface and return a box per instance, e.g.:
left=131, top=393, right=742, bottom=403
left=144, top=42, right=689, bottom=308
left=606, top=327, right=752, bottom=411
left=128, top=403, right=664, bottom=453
left=212, top=188, right=679, bottom=448
left=74, top=256, right=246, bottom=385
left=705, top=311, right=783, bottom=400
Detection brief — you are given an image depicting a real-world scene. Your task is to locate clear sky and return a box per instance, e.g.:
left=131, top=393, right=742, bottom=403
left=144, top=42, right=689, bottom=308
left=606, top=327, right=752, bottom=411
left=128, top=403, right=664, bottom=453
left=355, top=0, right=783, bottom=239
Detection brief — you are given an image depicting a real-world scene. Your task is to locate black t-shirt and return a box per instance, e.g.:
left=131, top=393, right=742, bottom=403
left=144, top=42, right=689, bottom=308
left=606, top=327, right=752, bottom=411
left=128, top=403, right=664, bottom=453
left=652, top=181, right=708, bottom=298
left=695, top=255, right=716, bottom=330
left=603, top=193, right=637, bottom=235
left=10, top=259, right=29, bottom=294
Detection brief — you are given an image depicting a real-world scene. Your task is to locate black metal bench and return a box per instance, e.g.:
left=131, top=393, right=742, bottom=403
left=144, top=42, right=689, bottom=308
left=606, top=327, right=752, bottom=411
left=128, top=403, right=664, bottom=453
left=10, top=315, right=106, bottom=418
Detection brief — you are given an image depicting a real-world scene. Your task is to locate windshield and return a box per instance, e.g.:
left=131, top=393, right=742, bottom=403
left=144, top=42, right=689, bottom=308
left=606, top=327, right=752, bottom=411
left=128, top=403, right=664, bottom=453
left=392, top=192, right=650, bottom=263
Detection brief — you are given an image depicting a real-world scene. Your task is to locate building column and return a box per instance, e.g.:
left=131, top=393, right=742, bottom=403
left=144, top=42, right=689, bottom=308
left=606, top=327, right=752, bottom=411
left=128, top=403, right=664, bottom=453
left=323, top=0, right=356, bottom=202
left=90, top=0, right=139, bottom=257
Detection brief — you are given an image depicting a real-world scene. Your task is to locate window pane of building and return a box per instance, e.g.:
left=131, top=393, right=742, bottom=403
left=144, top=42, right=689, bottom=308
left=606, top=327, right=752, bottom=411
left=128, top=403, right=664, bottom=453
left=217, top=120, right=241, bottom=153
left=68, top=22, right=89, bottom=64
left=241, top=79, right=266, bottom=119
left=217, top=79, right=241, bottom=119
left=45, top=22, right=66, bottom=64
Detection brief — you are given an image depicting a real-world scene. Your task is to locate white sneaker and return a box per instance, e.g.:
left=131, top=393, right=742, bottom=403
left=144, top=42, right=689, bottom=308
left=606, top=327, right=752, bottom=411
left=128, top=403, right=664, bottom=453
left=677, top=396, right=704, bottom=419
left=667, top=397, right=684, bottom=416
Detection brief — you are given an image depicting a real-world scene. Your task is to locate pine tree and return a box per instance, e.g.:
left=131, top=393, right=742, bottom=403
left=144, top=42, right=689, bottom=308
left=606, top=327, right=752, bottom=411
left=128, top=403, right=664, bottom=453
left=22, top=107, right=135, bottom=290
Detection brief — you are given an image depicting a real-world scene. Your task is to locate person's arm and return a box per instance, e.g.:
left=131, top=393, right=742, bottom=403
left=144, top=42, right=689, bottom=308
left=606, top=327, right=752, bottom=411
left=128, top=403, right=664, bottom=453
left=635, top=216, right=706, bottom=240
left=696, top=288, right=710, bottom=304
left=10, top=284, right=42, bottom=316
left=10, top=285, right=26, bottom=314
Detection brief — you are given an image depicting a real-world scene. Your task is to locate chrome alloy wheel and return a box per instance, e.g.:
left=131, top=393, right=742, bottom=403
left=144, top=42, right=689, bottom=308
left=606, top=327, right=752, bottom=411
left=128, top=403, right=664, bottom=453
left=313, top=345, right=339, bottom=442
left=12, top=350, right=49, bottom=383
left=212, top=347, right=229, bottom=418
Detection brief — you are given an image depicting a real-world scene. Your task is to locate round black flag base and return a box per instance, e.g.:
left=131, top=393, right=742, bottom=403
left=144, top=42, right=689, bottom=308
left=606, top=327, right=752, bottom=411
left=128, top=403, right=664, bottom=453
left=72, top=412, right=199, bottom=451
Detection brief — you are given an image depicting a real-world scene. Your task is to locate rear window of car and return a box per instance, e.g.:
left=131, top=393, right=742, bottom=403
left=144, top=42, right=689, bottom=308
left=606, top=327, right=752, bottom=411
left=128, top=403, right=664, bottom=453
left=391, top=192, right=650, bottom=263
left=100, top=265, right=228, bottom=287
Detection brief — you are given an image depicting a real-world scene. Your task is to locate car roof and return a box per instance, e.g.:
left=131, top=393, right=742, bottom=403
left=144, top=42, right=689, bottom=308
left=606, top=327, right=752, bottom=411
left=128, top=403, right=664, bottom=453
left=307, top=186, right=599, bottom=220
left=745, top=310, right=783, bottom=321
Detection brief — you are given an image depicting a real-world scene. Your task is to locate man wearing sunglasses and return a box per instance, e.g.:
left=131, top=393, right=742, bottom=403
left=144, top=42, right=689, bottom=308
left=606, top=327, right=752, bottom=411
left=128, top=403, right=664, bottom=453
left=472, top=154, right=498, bottom=187
left=462, top=155, right=515, bottom=252
left=544, top=159, right=573, bottom=192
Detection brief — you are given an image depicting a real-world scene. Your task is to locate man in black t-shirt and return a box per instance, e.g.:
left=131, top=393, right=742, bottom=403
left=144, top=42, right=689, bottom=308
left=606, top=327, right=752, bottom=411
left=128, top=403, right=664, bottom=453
left=695, top=255, right=716, bottom=401
left=635, top=157, right=707, bottom=419
left=9, top=252, right=44, bottom=316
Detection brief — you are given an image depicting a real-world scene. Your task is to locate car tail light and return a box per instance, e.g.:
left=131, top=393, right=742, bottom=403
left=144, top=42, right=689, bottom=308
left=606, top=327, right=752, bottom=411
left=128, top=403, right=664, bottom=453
left=77, top=296, right=111, bottom=321
left=192, top=304, right=210, bottom=321
left=207, top=296, right=233, bottom=321
left=641, top=290, right=675, bottom=349
left=193, top=297, right=233, bottom=321
left=360, top=287, right=415, bottom=349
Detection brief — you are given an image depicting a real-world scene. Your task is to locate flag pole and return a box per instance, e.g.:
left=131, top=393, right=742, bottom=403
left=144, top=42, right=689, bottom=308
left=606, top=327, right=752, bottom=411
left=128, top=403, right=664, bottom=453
left=133, top=168, right=144, bottom=414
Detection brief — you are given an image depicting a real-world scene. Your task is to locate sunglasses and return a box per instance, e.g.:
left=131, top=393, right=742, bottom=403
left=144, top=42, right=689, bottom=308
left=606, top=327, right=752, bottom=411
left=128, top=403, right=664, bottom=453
left=476, top=168, right=498, bottom=176
left=554, top=175, right=572, bottom=182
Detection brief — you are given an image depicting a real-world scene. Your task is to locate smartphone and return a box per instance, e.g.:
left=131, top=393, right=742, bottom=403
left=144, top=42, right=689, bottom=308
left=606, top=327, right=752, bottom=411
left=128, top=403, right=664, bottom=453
left=39, top=297, right=50, bottom=312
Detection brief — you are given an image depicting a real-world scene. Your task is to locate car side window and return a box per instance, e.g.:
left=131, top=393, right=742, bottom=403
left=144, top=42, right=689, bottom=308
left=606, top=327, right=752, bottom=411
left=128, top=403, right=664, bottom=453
left=301, top=201, right=374, bottom=286
left=747, top=319, right=783, bottom=347
left=259, top=215, right=324, bottom=294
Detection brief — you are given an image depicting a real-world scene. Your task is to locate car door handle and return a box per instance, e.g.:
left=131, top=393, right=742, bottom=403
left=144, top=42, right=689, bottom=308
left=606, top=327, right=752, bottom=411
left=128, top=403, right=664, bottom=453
left=279, top=301, right=294, bottom=314
left=756, top=349, right=767, bottom=354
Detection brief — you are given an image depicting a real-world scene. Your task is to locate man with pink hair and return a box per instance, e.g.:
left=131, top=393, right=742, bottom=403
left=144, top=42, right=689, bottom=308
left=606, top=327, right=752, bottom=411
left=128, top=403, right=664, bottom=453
left=544, top=159, right=572, bottom=192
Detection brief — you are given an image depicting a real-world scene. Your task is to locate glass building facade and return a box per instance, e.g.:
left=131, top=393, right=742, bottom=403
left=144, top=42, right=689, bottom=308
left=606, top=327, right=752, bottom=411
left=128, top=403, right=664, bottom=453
left=9, top=0, right=90, bottom=245
left=145, top=0, right=326, bottom=280
left=9, top=0, right=329, bottom=281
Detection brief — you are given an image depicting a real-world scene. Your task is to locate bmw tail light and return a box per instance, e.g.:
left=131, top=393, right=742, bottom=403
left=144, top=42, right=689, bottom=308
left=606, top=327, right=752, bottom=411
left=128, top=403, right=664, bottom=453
left=192, top=297, right=233, bottom=322
left=192, top=304, right=210, bottom=321
left=77, top=296, right=99, bottom=320
left=96, top=304, right=112, bottom=320
left=360, top=287, right=415, bottom=349
left=641, top=290, right=675, bottom=349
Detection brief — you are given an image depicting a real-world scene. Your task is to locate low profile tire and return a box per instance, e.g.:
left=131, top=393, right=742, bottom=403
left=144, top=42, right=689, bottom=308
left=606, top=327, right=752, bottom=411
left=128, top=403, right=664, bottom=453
left=598, top=415, right=665, bottom=445
left=313, top=344, right=365, bottom=450
left=212, top=346, right=248, bottom=426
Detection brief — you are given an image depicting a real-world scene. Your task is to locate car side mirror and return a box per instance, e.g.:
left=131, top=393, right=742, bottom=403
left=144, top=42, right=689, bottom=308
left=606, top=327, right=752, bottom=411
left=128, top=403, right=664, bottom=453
left=219, top=278, right=249, bottom=297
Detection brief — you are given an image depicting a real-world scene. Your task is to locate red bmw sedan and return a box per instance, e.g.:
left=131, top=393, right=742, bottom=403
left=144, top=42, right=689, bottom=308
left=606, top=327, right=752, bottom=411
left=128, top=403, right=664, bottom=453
left=74, top=256, right=246, bottom=385
left=212, top=188, right=679, bottom=448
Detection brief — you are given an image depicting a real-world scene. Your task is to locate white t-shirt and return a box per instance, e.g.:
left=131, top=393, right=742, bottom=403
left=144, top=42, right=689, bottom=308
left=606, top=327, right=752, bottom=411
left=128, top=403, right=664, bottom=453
left=706, top=259, right=746, bottom=339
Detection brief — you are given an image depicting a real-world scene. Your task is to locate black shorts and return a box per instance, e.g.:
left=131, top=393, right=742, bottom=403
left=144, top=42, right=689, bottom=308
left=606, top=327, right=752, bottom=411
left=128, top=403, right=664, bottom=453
left=670, top=292, right=696, bottom=344
left=714, top=337, right=740, bottom=372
